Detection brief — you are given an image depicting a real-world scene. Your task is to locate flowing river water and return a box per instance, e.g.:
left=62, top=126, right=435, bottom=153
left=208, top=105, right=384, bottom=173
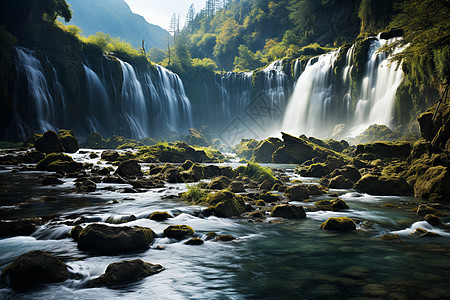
left=0, top=150, right=449, bottom=299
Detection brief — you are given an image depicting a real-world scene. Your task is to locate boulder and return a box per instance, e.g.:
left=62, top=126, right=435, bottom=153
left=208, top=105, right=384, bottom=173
left=258, top=179, right=272, bottom=190
left=163, top=225, right=194, bottom=240
left=85, top=132, right=107, bottom=148
left=259, top=192, right=280, bottom=203
left=414, top=166, right=450, bottom=202
left=36, top=153, right=83, bottom=173
left=424, top=214, right=443, bottom=227
left=329, top=165, right=361, bottom=183
left=0, top=218, right=43, bottom=237
left=328, top=175, right=353, bottom=189
left=181, top=160, right=194, bottom=170
left=115, top=160, right=142, bottom=177
left=416, top=204, right=448, bottom=217
left=271, top=204, right=306, bottom=219
left=355, top=142, right=411, bottom=159
left=284, top=184, right=309, bottom=201
left=58, top=129, right=79, bottom=153
left=320, top=217, right=356, bottom=231
left=315, top=199, right=349, bottom=211
left=91, top=259, right=164, bottom=287
left=229, top=181, right=245, bottom=193
left=34, top=130, right=64, bottom=154
left=354, top=174, right=412, bottom=196
left=77, top=224, right=155, bottom=254
left=204, top=190, right=245, bottom=218
left=163, top=167, right=182, bottom=183
left=272, top=146, right=294, bottom=163
left=252, top=138, right=283, bottom=163
left=1, top=250, right=68, bottom=290
left=149, top=211, right=172, bottom=221
left=184, top=237, right=204, bottom=245
left=101, top=150, right=120, bottom=162
left=75, top=179, right=97, bottom=193
left=207, top=176, right=232, bottom=190
left=307, top=184, right=328, bottom=195
left=214, top=234, right=236, bottom=242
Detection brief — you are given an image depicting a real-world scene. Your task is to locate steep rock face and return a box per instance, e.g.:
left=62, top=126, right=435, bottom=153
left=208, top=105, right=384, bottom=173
left=418, top=101, right=450, bottom=149
left=414, top=166, right=450, bottom=202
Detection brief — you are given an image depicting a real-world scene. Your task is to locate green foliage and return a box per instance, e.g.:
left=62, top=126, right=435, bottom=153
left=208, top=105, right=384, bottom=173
left=236, top=162, right=279, bottom=185
left=181, top=184, right=209, bottom=204
left=386, top=0, right=450, bottom=85
left=233, top=45, right=265, bottom=71
left=148, top=47, right=167, bottom=64
left=81, top=32, right=141, bottom=57
left=191, top=58, right=218, bottom=72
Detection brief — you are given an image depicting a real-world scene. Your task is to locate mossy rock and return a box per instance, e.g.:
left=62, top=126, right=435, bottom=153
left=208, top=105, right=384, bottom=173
left=184, top=237, right=204, bottom=245
left=36, top=153, right=83, bottom=173
left=58, top=129, right=79, bottom=153
left=70, top=225, right=82, bottom=241
left=416, top=204, right=448, bottom=217
left=77, top=224, right=155, bottom=254
left=235, top=138, right=258, bottom=160
left=355, top=141, right=411, bottom=159
left=320, top=217, right=356, bottom=231
left=207, top=176, right=232, bottom=190
left=271, top=204, right=306, bottom=219
left=163, top=225, right=195, bottom=240
left=414, top=166, right=450, bottom=202
left=248, top=211, right=265, bottom=219
left=34, top=130, right=64, bottom=154
left=1, top=250, right=68, bottom=290
left=354, top=174, right=412, bottom=196
left=252, top=138, right=283, bottom=163
left=315, top=199, right=349, bottom=211
left=229, top=181, right=245, bottom=193
left=284, top=184, right=309, bottom=201
left=205, top=190, right=245, bottom=218
left=183, top=128, right=209, bottom=147
left=306, top=184, right=328, bottom=195
left=85, top=131, right=106, bottom=148
left=115, top=160, right=142, bottom=177
left=101, top=150, right=120, bottom=162
left=328, top=175, right=353, bottom=189
left=380, top=234, right=402, bottom=242
left=149, top=211, right=172, bottom=221
left=424, top=214, right=443, bottom=227
left=259, top=192, right=280, bottom=203
left=91, top=259, right=164, bottom=287
left=214, top=234, right=236, bottom=242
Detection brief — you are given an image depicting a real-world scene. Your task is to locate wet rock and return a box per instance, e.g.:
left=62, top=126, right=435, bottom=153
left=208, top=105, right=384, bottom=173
left=416, top=204, right=448, bottom=217
left=149, top=211, right=172, bottom=221
left=115, top=160, right=142, bottom=177
left=163, top=225, right=194, bottom=240
left=259, top=192, right=280, bottom=203
left=180, top=159, right=194, bottom=170
left=36, top=153, right=83, bottom=173
left=58, top=130, right=79, bottom=153
left=0, top=218, right=43, bottom=237
left=207, top=176, right=232, bottom=190
left=70, top=225, right=82, bottom=241
left=328, top=175, right=353, bottom=189
left=355, top=141, right=411, bottom=159
left=315, top=199, right=349, bottom=211
left=214, top=234, right=236, bottom=242
left=306, top=184, right=328, bottom=195
left=248, top=211, right=265, bottom=219
left=258, top=179, right=272, bottom=191
left=354, top=174, right=412, bottom=196
left=424, top=214, right=443, bottom=227
left=1, top=250, right=68, bottom=290
left=284, top=184, right=309, bottom=201
left=75, top=179, right=97, bottom=193
left=77, top=224, right=155, bottom=254
left=42, top=175, right=64, bottom=185
left=105, top=215, right=137, bottom=224
left=85, top=132, right=107, bottom=149
left=229, top=181, right=245, bottom=193
left=204, top=232, right=217, bottom=241
left=184, top=237, right=204, bottom=245
left=163, top=167, right=181, bottom=183
left=203, top=165, right=221, bottom=178
left=414, top=166, right=450, bottom=202
left=204, top=190, right=246, bottom=218
left=271, top=204, right=306, bottom=219
left=91, top=259, right=164, bottom=287
left=101, top=150, right=120, bottom=162
left=102, top=175, right=127, bottom=184
left=183, top=164, right=204, bottom=182
left=34, top=130, right=64, bottom=154
left=411, top=228, right=440, bottom=237
left=320, top=217, right=356, bottom=231
left=252, top=138, right=283, bottom=163
left=380, top=234, right=402, bottom=243
left=219, top=166, right=235, bottom=179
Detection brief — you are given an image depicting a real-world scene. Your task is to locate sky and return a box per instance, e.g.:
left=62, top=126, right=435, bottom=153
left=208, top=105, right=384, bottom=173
left=124, top=0, right=207, bottom=31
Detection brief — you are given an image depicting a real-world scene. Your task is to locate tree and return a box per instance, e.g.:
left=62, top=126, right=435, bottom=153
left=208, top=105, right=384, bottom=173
left=387, top=0, right=450, bottom=84
left=185, top=4, right=196, bottom=33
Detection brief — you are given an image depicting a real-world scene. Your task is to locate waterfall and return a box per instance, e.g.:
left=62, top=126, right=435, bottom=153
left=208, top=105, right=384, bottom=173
left=82, top=64, right=110, bottom=135
left=152, top=65, right=193, bottom=133
left=281, top=50, right=340, bottom=138
left=281, top=37, right=404, bottom=138
left=351, top=38, right=404, bottom=135
left=11, top=47, right=64, bottom=138
left=217, top=72, right=252, bottom=125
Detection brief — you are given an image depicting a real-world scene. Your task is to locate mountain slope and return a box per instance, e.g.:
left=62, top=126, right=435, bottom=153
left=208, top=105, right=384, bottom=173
left=67, top=0, right=167, bottom=50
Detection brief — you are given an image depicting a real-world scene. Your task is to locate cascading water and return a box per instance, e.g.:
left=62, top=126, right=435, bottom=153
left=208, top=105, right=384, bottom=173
left=8, top=47, right=64, bottom=140
left=352, top=38, right=404, bottom=135
left=281, top=50, right=341, bottom=138
left=281, top=37, right=404, bottom=138
left=7, top=47, right=194, bottom=141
